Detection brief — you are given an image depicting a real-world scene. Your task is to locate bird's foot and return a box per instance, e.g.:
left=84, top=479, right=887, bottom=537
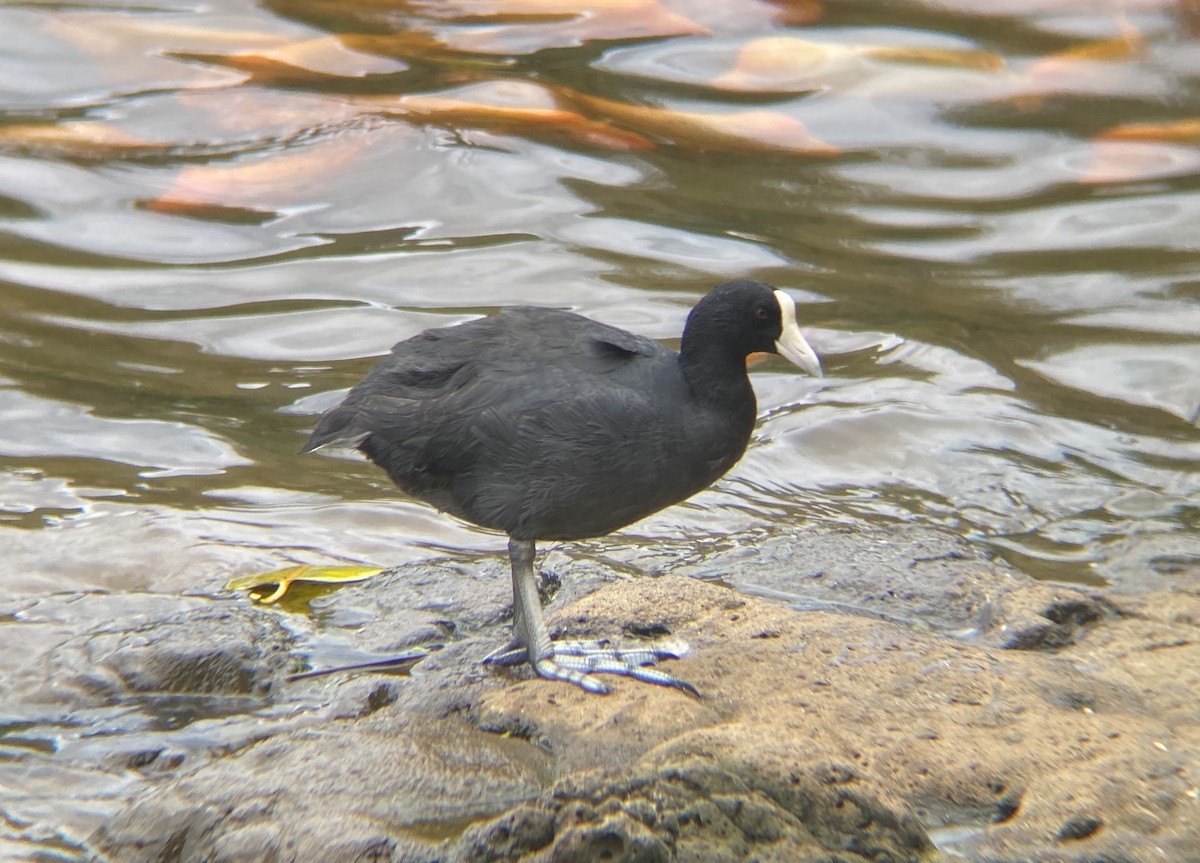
left=482, top=637, right=698, bottom=696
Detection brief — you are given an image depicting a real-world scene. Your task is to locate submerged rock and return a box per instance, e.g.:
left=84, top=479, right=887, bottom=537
left=0, top=592, right=305, bottom=860
left=93, top=717, right=552, bottom=863
left=1, top=592, right=295, bottom=713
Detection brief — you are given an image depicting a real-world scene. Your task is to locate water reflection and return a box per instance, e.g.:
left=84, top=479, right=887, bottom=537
left=0, top=0, right=1196, bottom=596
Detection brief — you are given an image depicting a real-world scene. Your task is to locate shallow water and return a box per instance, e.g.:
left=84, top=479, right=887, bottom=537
left=1, top=0, right=1199, bottom=854
left=3, top=0, right=1197, bottom=593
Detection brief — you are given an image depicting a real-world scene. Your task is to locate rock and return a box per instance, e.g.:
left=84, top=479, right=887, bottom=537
left=307, top=559, right=515, bottom=654
left=456, top=758, right=929, bottom=863
left=1056, top=814, right=1104, bottom=842
left=91, top=716, right=553, bottom=863
left=672, top=525, right=1118, bottom=649
left=1, top=526, right=1191, bottom=862
left=2, top=592, right=295, bottom=712
left=0, top=593, right=308, bottom=858
left=952, top=576, right=1200, bottom=863
left=87, top=540, right=1200, bottom=863
left=474, top=575, right=1199, bottom=862
left=90, top=607, right=290, bottom=700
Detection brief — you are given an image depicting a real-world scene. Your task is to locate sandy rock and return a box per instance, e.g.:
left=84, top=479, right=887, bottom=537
left=459, top=757, right=927, bottom=863
left=79, top=531, right=1200, bottom=862
left=471, top=574, right=1196, bottom=858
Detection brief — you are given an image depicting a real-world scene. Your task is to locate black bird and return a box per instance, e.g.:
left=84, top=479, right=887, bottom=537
left=303, top=280, right=821, bottom=694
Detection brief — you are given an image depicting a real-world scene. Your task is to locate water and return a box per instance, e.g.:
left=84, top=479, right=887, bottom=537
left=2, top=0, right=1199, bottom=589
left=5, top=0, right=1197, bottom=595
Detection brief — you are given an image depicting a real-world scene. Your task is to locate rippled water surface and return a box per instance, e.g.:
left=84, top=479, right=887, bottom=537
left=1, top=0, right=1200, bottom=852
left=4, top=0, right=1198, bottom=590
left=4, top=0, right=1200, bottom=581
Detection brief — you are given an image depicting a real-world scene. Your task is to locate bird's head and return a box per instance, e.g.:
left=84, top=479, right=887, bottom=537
left=687, top=280, right=822, bottom=378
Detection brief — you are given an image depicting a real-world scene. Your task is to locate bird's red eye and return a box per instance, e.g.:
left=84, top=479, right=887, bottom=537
left=755, top=307, right=770, bottom=321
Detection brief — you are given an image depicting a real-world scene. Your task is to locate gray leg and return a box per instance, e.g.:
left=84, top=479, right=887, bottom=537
left=483, top=538, right=697, bottom=696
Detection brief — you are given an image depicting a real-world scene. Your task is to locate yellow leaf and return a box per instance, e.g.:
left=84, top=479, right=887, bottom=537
left=226, top=565, right=384, bottom=603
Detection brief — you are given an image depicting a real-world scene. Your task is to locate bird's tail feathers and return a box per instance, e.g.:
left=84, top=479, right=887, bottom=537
left=300, top=406, right=371, bottom=454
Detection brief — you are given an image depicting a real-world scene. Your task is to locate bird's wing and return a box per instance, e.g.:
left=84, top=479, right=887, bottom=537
left=456, top=380, right=716, bottom=538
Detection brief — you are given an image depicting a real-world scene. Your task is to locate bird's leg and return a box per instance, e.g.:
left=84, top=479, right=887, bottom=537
left=482, top=538, right=697, bottom=695
left=508, top=537, right=555, bottom=672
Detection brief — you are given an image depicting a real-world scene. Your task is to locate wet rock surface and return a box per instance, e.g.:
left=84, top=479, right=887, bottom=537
left=94, top=717, right=553, bottom=863
left=672, top=526, right=1119, bottom=650
left=5, top=527, right=1198, bottom=862
left=0, top=592, right=295, bottom=711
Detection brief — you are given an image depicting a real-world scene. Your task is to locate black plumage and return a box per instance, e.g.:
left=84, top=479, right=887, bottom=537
left=305, top=279, right=821, bottom=693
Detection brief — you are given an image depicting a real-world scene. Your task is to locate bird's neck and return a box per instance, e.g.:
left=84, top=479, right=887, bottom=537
left=677, top=339, right=756, bottom=410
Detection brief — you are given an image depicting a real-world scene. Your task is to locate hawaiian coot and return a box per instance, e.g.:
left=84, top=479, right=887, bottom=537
left=303, top=280, right=822, bottom=694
